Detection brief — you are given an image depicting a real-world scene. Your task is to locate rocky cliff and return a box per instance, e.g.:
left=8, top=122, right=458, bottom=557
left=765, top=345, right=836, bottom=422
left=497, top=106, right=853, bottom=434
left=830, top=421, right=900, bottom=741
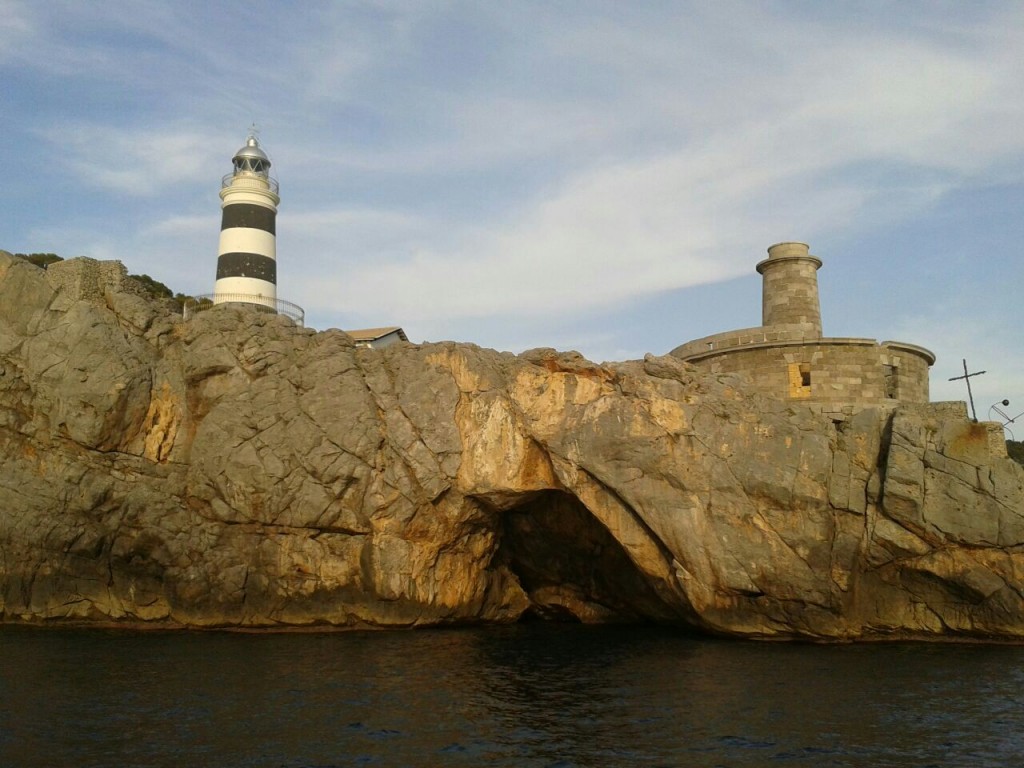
left=3, top=251, right=1024, bottom=640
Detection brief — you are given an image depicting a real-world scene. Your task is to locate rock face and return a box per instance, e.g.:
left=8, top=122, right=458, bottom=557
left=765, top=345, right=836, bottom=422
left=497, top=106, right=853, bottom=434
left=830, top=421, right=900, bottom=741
left=2, top=251, right=1024, bottom=640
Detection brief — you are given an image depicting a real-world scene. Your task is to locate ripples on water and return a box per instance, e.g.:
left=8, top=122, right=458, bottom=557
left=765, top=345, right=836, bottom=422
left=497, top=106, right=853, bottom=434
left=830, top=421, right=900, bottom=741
left=2, top=623, right=1023, bottom=767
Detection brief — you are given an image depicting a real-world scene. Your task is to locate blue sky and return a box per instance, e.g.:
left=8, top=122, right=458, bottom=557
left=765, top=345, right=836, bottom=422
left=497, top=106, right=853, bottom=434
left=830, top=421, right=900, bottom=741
left=2, top=1, right=1023, bottom=424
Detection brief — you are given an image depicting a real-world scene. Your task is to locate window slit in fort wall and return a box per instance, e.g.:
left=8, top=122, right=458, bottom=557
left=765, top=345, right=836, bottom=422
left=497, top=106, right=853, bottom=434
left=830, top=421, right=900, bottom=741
left=788, top=362, right=812, bottom=399
left=884, top=364, right=899, bottom=399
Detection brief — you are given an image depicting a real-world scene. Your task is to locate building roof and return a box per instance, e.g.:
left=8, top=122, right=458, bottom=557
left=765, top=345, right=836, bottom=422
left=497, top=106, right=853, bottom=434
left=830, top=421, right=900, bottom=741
left=233, top=135, right=270, bottom=164
left=346, top=326, right=409, bottom=343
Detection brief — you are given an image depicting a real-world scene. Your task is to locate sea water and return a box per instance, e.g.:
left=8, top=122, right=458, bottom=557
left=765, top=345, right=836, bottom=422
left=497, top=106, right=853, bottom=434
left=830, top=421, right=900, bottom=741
left=2, top=623, right=1023, bottom=767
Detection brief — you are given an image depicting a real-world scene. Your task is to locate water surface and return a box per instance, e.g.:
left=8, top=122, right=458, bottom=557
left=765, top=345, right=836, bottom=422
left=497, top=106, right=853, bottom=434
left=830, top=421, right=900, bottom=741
left=2, top=624, right=1022, bottom=767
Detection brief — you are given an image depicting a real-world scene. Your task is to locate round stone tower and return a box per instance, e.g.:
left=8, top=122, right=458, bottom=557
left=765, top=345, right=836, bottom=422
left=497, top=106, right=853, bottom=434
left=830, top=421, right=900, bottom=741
left=213, top=133, right=280, bottom=308
left=755, top=241, right=822, bottom=336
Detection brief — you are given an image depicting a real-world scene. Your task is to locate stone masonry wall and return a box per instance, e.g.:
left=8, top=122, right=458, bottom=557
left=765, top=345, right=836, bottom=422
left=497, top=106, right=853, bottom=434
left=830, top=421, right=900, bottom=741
left=760, top=258, right=822, bottom=332
left=689, top=339, right=931, bottom=411
left=670, top=324, right=821, bottom=360
left=45, top=257, right=148, bottom=303
left=756, top=243, right=823, bottom=334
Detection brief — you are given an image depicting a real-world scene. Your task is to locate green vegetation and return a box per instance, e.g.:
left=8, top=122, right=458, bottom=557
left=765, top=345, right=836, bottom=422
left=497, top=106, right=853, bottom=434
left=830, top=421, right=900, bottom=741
left=127, top=274, right=200, bottom=310
left=1008, top=440, right=1024, bottom=467
left=127, top=272, right=174, bottom=300
left=13, top=252, right=63, bottom=269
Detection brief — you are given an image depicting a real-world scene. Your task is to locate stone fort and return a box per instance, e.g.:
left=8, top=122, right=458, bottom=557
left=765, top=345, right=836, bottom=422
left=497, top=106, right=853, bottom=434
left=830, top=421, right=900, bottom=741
left=670, top=242, right=935, bottom=417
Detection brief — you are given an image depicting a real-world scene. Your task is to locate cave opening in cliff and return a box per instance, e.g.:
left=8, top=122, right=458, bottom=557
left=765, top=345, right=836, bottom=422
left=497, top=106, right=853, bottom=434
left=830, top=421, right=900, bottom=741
left=493, top=490, right=676, bottom=624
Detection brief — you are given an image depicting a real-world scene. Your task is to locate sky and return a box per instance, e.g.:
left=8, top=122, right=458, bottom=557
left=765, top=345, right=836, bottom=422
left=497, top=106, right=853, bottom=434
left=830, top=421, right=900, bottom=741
left=2, top=1, right=1023, bottom=427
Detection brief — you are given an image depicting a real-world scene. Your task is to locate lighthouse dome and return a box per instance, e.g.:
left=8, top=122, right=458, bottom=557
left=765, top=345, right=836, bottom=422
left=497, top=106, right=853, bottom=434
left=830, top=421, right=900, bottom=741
left=232, top=135, right=271, bottom=174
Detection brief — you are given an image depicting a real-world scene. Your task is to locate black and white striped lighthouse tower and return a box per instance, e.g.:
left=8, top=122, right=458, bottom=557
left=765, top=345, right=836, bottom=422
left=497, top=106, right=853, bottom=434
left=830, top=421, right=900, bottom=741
left=213, top=132, right=280, bottom=308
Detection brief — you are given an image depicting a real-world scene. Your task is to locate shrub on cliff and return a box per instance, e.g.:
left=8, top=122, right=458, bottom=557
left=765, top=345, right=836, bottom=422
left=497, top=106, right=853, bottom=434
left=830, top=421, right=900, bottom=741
left=127, top=272, right=174, bottom=300
left=13, top=252, right=63, bottom=269
left=1008, top=440, right=1024, bottom=466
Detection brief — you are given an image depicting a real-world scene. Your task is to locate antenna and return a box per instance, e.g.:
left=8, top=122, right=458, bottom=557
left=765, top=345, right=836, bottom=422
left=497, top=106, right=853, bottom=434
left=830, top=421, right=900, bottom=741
left=989, top=399, right=1024, bottom=440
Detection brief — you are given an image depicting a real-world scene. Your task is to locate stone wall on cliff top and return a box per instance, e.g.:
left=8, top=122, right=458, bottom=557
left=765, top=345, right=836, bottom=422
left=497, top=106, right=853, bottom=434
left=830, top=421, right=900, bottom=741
left=2, top=250, right=1024, bottom=640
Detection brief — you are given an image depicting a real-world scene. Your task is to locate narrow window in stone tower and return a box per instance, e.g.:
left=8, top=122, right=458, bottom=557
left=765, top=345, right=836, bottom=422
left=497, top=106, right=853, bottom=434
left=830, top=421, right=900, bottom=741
left=884, top=364, right=899, bottom=399
left=787, top=362, right=812, bottom=399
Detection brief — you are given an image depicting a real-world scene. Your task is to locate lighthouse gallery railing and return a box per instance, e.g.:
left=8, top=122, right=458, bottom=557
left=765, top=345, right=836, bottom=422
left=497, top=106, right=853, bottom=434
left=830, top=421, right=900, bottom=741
left=183, top=293, right=305, bottom=326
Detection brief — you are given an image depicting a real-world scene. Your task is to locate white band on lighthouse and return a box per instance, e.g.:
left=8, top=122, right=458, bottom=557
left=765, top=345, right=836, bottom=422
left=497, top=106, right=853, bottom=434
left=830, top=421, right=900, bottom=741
left=214, top=134, right=280, bottom=309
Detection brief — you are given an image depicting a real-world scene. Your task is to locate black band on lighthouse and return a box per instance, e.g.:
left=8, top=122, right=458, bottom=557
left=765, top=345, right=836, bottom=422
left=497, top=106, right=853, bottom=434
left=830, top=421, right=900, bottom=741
left=216, top=252, right=278, bottom=283
left=221, top=203, right=277, bottom=234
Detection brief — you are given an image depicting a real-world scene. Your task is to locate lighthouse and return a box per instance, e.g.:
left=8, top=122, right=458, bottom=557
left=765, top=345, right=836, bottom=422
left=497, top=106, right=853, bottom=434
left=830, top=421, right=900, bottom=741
left=213, top=132, right=280, bottom=309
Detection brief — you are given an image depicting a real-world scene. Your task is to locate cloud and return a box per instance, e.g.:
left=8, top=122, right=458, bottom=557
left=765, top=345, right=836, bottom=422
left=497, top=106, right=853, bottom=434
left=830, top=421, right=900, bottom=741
left=258, top=2, right=1024, bottom=332
left=0, top=1, right=33, bottom=62
left=6, top=2, right=1024, bottom=373
left=286, top=69, right=1013, bottom=324
left=0, top=1, right=157, bottom=78
left=40, top=124, right=227, bottom=195
left=891, top=308, right=1024, bottom=421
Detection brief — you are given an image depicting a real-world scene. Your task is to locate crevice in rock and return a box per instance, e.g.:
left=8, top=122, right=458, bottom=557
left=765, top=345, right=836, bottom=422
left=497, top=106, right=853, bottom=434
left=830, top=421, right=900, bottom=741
left=875, top=408, right=899, bottom=487
left=491, top=490, right=680, bottom=624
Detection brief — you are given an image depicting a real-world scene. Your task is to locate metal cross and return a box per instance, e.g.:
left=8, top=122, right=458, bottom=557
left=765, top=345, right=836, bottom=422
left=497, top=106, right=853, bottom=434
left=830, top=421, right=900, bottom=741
left=948, top=359, right=986, bottom=421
